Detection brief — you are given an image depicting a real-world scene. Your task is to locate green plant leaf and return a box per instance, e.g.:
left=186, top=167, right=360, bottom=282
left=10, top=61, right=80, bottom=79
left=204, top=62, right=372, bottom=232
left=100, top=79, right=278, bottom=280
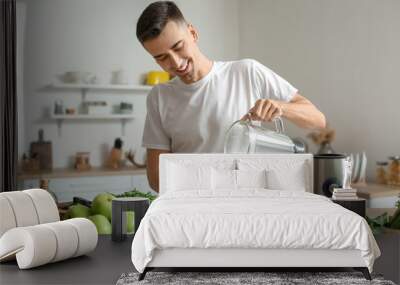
left=366, top=213, right=389, bottom=235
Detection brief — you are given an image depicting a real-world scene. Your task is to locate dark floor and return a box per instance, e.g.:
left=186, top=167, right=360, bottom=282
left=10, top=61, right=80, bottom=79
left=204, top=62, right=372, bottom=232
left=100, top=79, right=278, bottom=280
left=1, top=233, right=398, bottom=285
left=0, top=235, right=134, bottom=285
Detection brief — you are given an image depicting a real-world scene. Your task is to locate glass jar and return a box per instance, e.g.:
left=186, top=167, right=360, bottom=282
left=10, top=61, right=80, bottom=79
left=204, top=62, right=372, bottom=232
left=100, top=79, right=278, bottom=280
left=376, top=161, right=388, bottom=184
left=388, top=156, right=400, bottom=186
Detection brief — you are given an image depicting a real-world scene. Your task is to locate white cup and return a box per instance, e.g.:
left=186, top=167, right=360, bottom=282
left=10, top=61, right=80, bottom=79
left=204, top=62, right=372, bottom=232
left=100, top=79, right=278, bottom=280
left=110, top=70, right=127, bottom=85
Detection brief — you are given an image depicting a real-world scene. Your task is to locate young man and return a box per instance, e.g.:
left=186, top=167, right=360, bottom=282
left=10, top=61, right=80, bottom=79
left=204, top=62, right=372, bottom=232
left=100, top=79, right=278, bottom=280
left=136, top=1, right=326, bottom=192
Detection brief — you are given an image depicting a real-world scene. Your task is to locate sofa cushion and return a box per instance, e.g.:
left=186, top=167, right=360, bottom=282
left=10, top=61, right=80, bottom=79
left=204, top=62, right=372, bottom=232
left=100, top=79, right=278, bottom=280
left=0, top=196, right=16, bottom=237
left=24, top=189, right=59, bottom=224
left=1, top=192, right=39, bottom=228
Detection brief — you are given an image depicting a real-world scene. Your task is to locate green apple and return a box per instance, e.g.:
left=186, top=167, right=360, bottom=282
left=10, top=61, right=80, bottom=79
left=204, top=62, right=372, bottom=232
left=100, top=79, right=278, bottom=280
left=88, top=214, right=112, bottom=234
left=126, top=211, right=135, bottom=234
left=91, top=193, right=114, bottom=221
left=66, top=204, right=90, bottom=218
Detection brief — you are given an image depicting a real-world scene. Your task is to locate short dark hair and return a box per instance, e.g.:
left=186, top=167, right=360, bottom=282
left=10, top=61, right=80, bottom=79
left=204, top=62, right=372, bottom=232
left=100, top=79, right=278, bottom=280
left=136, top=1, right=186, bottom=44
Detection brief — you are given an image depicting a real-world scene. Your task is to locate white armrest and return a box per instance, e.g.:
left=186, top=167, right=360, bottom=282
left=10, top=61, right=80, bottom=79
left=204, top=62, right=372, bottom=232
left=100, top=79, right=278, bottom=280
left=0, top=218, right=98, bottom=269
left=0, top=225, right=57, bottom=269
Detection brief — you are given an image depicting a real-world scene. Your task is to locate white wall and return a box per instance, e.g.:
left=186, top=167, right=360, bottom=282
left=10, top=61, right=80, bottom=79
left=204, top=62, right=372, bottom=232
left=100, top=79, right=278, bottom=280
left=20, top=0, right=239, bottom=168
left=20, top=0, right=399, bottom=181
left=239, top=0, right=400, bottom=180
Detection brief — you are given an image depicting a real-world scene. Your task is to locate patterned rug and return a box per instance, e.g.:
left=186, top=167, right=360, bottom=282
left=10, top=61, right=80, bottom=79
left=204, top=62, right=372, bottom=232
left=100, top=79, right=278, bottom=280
left=116, top=271, right=396, bottom=285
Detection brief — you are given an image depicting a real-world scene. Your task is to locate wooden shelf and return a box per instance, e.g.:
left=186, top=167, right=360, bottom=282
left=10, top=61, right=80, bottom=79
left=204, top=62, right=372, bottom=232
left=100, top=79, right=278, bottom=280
left=49, top=83, right=152, bottom=92
left=17, top=166, right=146, bottom=180
left=47, top=82, right=149, bottom=136
left=354, top=183, right=400, bottom=199
left=51, top=114, right=135, bottom=120
left=51, top=113, right=135, bottom=135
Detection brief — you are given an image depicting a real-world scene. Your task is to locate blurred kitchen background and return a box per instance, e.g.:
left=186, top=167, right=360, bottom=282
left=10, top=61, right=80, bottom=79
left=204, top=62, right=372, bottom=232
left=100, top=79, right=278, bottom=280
left=15, top=0, right=400, bottom=202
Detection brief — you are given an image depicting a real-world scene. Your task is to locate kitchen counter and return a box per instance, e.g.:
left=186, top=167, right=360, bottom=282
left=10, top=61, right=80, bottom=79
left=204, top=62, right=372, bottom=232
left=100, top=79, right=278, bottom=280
left=17, top=166, right=151, bottom=203
left=353, top=183, right=400, bottom=208
left=17, top=166, right=146, bottom=180
left=355, top=183, right=400, bottom=199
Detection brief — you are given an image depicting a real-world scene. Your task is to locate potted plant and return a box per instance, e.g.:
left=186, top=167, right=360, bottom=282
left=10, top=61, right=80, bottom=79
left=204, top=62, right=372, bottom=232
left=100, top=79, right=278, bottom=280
left=307, top=126, right=336, bottom=154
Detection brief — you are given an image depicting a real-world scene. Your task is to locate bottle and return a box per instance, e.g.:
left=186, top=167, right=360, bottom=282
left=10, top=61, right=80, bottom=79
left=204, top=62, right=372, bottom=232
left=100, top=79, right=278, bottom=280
left=40, top=178, right=58, bottom=204
left=388, top=156, right=400, bottom=186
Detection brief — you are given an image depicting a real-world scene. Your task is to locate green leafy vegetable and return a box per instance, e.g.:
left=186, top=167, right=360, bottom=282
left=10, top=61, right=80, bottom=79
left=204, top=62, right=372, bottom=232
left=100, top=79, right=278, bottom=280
left=115, top=188, right=158, bottom=202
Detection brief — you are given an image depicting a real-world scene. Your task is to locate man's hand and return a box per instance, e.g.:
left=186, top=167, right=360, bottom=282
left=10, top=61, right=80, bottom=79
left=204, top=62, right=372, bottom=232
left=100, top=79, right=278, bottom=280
left=242, top=94, right=326, bottom=129
left=241, top=99, right=283, bottom=122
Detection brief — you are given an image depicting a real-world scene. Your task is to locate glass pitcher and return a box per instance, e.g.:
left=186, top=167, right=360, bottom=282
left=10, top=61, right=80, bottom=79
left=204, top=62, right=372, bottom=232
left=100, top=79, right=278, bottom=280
left=223, top=116, right=305, bottom=154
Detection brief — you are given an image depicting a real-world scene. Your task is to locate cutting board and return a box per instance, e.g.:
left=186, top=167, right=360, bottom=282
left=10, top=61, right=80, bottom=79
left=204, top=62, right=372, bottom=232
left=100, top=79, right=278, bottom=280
left=30, top=130, right=53, bottom=170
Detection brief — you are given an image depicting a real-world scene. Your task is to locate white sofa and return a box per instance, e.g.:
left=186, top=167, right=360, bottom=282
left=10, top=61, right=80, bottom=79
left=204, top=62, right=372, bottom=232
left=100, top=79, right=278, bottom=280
left=0, top=189, right=98, bottom=269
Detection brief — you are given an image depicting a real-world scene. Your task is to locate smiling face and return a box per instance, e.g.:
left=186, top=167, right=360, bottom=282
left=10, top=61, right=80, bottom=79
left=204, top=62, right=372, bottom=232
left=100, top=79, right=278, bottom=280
left=142, top=20, right=201, bottom=84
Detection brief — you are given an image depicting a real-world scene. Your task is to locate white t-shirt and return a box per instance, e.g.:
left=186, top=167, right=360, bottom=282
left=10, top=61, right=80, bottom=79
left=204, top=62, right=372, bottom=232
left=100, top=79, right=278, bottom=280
left=142, top=59, right=298, bottom=153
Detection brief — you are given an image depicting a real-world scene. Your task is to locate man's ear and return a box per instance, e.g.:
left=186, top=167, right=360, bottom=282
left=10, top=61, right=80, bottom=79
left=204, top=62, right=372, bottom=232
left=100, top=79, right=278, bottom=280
left=188, top=24, right=199, bottom=42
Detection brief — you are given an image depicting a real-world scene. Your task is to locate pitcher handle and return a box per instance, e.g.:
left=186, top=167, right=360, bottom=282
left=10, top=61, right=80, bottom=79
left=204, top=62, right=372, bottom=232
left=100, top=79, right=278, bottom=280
left=244, top=113, right=285, bottom=134
left=273, top=117, right=285, bottom=134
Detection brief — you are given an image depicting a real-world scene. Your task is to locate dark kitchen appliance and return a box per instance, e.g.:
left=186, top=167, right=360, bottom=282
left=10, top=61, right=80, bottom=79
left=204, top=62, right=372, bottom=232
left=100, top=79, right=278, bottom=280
left=314, top=154, right=347, bottom=197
